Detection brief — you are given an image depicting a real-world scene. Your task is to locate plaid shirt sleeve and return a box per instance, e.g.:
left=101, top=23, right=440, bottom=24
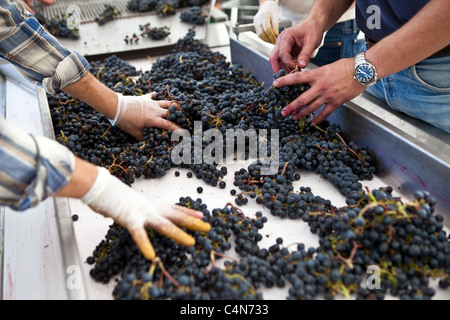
left=0, top=117, right=75, bottom=211
left=0, top=0, right=90, bottom=93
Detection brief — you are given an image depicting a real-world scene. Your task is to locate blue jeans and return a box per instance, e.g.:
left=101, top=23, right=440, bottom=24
left=311, top=19, right=364, bottom=67
left=365, top=51, right=450, bottom=134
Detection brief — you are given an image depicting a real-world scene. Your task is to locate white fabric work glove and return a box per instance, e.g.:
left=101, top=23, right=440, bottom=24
left=81, top=167, right=211, bottom=260
left=110, top=92, right=181, bottom=140
left=253, top=1, right=280, bottom=44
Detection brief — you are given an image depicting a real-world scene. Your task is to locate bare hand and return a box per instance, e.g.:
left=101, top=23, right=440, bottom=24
left=270, top=19, right=324, bottom=72
left=273, top=58, right=366, bottom=126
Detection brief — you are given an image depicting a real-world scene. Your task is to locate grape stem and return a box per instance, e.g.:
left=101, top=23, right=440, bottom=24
left=335, top=242, right=361, bottom=269
left=210, top=250, right=240, bottom=269
left=225, top=202, right=246, bottom=217
left=335, top=132, right=364, bottom=160
left=280, top=161, right=289, bottom=176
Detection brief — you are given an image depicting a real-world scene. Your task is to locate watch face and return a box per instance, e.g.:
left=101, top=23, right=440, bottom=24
left=355, top=64, right=375, bottom=83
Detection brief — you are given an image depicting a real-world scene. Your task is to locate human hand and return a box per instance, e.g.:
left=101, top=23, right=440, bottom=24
left=270, top=18, right=325, bottom=72
left=272, top=58, right=366, bottom=126
left=253, top=1, right=280, bottom=44
left=81, top=167, right=211, bottom=260
left=112, top=92, right=182, bottom=140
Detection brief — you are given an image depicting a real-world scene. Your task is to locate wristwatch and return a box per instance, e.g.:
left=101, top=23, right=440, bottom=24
left=353, top=52, right=378, bottom=87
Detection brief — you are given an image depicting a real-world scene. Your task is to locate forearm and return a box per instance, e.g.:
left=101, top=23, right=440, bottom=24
left=0, top=117, right=75, bottom=211
left=62, top=71, right=118, bottom=121
left=366, top=0, right=450, bottom=79
left=307, top=0, right=354, bottom=33
left=0, top=0, right=90, bottom=93
left=55, top=156, right=98, bottom=199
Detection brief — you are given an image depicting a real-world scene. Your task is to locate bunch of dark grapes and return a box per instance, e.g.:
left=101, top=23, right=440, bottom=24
left=127, top=0, right=158, bottom=12
left=233, top=161, right=333, bottom=220
left=300, top=187, right=449, bottom=300
left=95, top=5, right=121, bottom=25
left=180, top=6, right=207, bottom=25
left=140, top=23, right=171, bottom=40
left=155, top=0, right=177, bottom=16
left=34, top=13, right=79, bottom=39
left=127, top=0, right=210, bottom=14
left=46, top=29, right=449, bottom=300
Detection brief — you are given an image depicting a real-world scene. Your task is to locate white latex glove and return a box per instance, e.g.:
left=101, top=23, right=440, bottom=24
left=111, top=92, right=181, bottom=140
left=81, top=167, right=211, bottom=260
left=253, top=1, right=280, bottom=44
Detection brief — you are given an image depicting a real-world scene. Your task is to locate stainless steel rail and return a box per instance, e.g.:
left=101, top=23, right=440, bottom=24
left=37, top=86, right=89, bottom=300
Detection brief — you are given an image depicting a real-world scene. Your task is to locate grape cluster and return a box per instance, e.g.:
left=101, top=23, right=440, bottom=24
left=47, top=29, right=449, bottom=299
left=95, top=5, right=121, bottom=25
left=127, top=0, right=210, bottom=16
left=180, top=6, right=207, bottom=25
left=124, top=24, right=171, bottom=44
left=34, top=13, right=79, bottom=39
left=140, top=23, right=171, bottom=40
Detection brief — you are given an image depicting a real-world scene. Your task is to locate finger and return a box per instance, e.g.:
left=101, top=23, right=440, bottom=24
left=157, top=107, right=169, bottom=118
left=273, top=70, right=314, bottom=88
left=40, top=0, right=55, bottom=4
left=257, top=25, right=272, bottom=43
left=174, top=205, right=205, bottom=219
left=278, top=34, right=298, bottom=71
left=292, top=97, right=326, bottom=121
left=145, top=93, right=172, bottom=109
left=171, top=214, right=211, bottom=233
left=263, top=16, right=277, bottom=44
left=150, top=219, right=197, bottom=246
left=147, top=117, right=181, bottom=132
left=281, top=86, right=318, bottom=117
left=157, top=100, right=172, bottom=109
left=129, top=227, right=156, bottom=260
left=297, top=35, right=319, bottom=68
left=168, top=207, right=211, bottom=232
left=311, top=103, right=340, bottom=126
left=272, top=18, right=279, bottom=38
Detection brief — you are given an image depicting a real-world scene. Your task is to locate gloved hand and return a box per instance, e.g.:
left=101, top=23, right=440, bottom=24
left=111, top=92, right=181, bottom=140
left=81, top=166, right=211, bottom=260
left=253, top=1, right=280, bottom=44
